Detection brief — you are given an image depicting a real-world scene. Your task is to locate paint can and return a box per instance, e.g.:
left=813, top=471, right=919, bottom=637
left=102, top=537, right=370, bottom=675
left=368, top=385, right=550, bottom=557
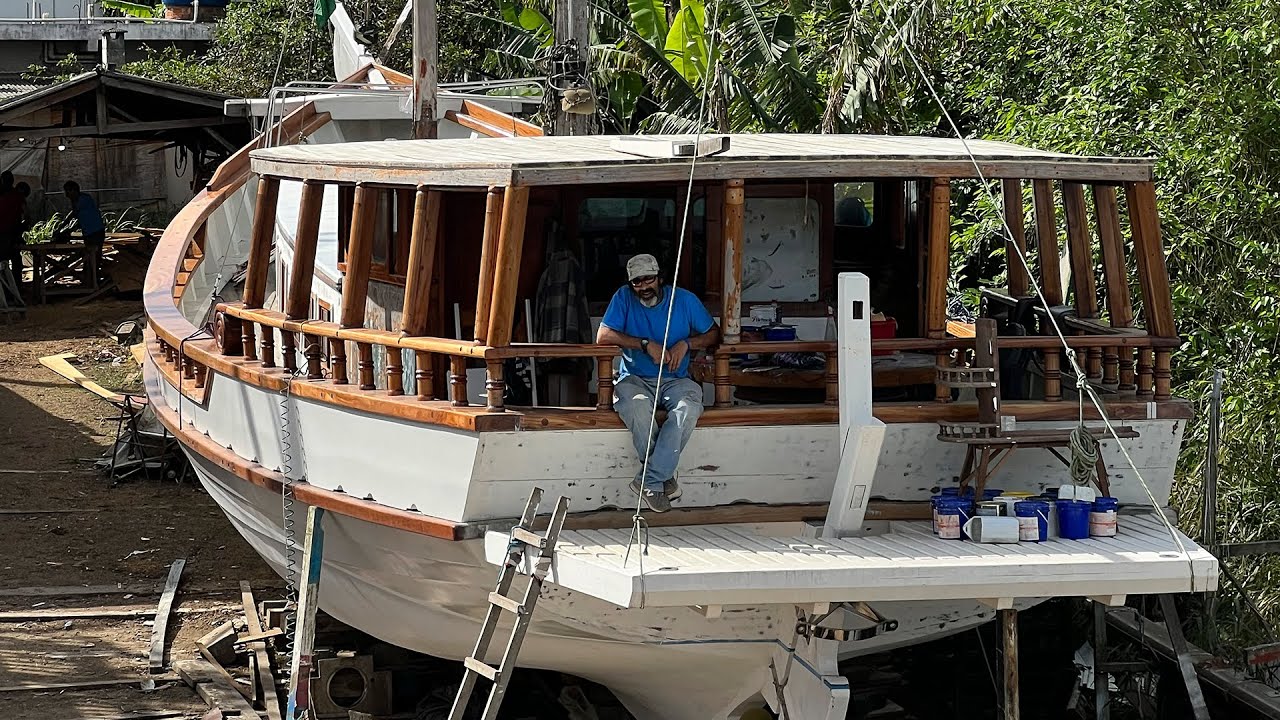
left=961, top=516, right=1021, bottom=544
left=932, top=488, right=963, bottom=534
left=936, top=498, right=972, bottom=540
left=1014, top=500, right=1050, bottom=542
left=976, top=501, right=1003, bottom=517
left=992, top=495, right=1025, bottom=516
left=1090, top=497, right=1119, bottom=537
left=982, top=487, right=1005, bottom=500
left=1056, top=499, right=1093, bottom=540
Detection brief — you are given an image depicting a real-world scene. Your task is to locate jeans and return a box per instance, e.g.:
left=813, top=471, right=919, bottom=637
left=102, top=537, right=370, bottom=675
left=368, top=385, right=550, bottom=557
left=613, top=375, right=704, bottom=491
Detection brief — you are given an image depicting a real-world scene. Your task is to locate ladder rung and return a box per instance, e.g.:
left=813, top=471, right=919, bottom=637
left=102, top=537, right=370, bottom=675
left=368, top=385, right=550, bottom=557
left=512, top=527, right=546, bottom=548
left=488, top=592, right=523, bottom=615
left=464, top=656, right=499, bottom=681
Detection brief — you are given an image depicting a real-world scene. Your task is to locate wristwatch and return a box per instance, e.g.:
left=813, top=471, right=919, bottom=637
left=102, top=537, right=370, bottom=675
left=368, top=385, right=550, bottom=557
left=640, top=338, right=650, bottom=352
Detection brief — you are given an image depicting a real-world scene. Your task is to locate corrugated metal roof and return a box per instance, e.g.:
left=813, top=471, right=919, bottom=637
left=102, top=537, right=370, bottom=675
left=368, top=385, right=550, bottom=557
left=0, top=82, right=46, bottom=101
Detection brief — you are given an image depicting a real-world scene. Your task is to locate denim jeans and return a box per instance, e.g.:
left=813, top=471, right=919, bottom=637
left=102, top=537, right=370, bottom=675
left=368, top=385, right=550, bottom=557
left=613, top=375, right=704, bottom=491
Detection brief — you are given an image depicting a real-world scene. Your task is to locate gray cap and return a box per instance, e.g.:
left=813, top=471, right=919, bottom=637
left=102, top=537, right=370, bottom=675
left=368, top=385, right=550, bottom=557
left=626, top=253, right=660, bottom=281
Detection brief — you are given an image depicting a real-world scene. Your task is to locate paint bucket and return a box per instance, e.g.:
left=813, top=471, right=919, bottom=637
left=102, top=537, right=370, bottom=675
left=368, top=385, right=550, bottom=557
left=1090, top=497, right=1119, bottom=537
left=1015, top=500, right=1050, bottom=542
left=1058, top=484, right=1097, bottom=503
left=992, top=496, right=1026, bottom=516
left=982, top=487, right=1004, bottom=500
left=962, top=516, right=1021, bottom=543
left=976, top=501, right=1003, bottom=517
left=933, top=487, right=964, bottom=533
left=1056, top=499, right=1092, bottom=540
left=936, top=498, right=972, bottom=540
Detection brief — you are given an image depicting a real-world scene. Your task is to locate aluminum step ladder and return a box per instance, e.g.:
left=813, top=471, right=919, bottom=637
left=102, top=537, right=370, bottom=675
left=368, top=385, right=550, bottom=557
left=448, top=488, right=569, bottom=720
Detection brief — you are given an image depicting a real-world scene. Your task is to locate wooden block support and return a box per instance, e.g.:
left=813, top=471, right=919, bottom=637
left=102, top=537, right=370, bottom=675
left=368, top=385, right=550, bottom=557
left=474, top=186, right=503, bottom=345
left=401, top=187, right=442, bottom=337
left=486, top=186, right=529, bottom=348
left=1002, top=179, right=1029, bottom=297
left=243, top=176, right=280, bottom=309
left=721, top=179, right=746, bottom=342
left=286, top=180, right=325, bottom=321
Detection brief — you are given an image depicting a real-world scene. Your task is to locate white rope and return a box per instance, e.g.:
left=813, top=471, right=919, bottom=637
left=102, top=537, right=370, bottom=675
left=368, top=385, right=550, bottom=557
left=623, top=0, right=722, bottom=576
left=874, top=0, right=1192, bottom=566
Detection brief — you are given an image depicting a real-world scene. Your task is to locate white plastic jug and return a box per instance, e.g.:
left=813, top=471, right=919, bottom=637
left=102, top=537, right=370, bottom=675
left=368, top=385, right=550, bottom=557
left=962, top=516, right=1021, bottom=544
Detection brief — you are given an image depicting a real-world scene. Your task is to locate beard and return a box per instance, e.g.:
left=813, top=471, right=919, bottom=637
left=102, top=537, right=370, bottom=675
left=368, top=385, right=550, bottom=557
left=636, top=286, right=662, bottom=308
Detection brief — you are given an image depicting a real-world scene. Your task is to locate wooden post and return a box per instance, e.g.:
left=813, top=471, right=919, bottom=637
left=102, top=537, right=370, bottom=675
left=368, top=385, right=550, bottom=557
left=1032, top=179, right=1064, bottom=307
left=1062, top=182, right=1103, bottom=379
left=1094, top=185, right=1134, bottom=390
left=411, top=0, right=438, bottom=139
left=281, top=330, right=297, bottom=373
left=340, top=184, right=378, bottom=329
left=285, top=507, right=325, bottom=720
left=927, top=178, right=951, bottom=402
left=1003, top=608, right=1020, bottom=720
left=485, top=186, right=529, bottom=348
left=330, top=339, right=348, bottom=384
left=286, top=180, right=325, bottom=321
left=1043, top=349, right=1061, bottom=402
left=1137, top=348, right=1154, bottom=399
left=243, top=176, right=280, bottom=309
left=304, top=337, right=322, bottom=380
left=414, top=350, right=434, bottom=400
left=218, top=314, right=243, bottom=357
left=1126, top=182, right=1177, bottom=338
left=449, top=356, right=468, bottom=406
left=595, top=356, right=613, bottom=410
left=1153, top=350, right=1171, bottom=401
left=1002, top=179, right=1029, bottom=297
left=485, top=360, right=505, bottom=412
left=357, top=343, right=375, bottom=390
left=721, top=179, right=745, bottom=343
left=552, top=0, right=591, bottom=137
left=401, top=187, right=442, bottom=337
left=473, top=187, right=503, bottom=344
left=260, top=325, right=275, bottom=369
left=387, top=349, right=404, bottom=396
left=824, top=351, right=838, bottom=406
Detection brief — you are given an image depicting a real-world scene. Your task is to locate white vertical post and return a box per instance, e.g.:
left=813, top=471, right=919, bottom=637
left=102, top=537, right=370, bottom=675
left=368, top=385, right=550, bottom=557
left=823, top=273, right=886, bottom=538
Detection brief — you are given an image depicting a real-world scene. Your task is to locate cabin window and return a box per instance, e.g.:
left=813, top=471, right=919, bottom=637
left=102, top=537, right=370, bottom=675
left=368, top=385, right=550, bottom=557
left=579, top=195, right=707, bottom=302
left=835, top=182, right=875, bottom=227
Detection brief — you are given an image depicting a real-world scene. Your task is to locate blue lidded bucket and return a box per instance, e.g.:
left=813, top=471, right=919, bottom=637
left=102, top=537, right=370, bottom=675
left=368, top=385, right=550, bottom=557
left=982, top=487, right=1004, bottom=500
left=1090, top=496, right=1119, bottom=537
left=1057, top=499, right=1092, bottom=539
left=936, top=498, right=972, bottom=540
left=1015, top=500, right=1050, bottom=542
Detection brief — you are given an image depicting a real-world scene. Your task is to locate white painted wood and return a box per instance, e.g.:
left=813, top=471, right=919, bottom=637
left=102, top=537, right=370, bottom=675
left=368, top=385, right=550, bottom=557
left=486, top=516, right=1218, bottom=608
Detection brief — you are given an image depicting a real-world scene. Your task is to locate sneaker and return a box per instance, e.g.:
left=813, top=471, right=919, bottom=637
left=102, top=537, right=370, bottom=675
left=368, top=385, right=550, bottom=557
left=629, top=477, right=682, bottom=500
left=641, top=489, right=671, bottom=513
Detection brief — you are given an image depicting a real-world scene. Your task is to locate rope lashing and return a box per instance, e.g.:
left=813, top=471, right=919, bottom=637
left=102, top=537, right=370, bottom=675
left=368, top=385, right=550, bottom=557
left=1069, top=423, right=1100, bottom=487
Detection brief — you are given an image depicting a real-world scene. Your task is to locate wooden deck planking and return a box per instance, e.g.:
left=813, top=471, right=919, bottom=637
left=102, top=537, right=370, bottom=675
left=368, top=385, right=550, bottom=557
left=487, top=516, right=1217, bottom=608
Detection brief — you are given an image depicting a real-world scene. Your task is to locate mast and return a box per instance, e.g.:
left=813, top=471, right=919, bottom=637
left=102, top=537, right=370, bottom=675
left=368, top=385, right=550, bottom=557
left=412, top=0, right=438, bottom=139
left=552, top=0, right=592, bottom=136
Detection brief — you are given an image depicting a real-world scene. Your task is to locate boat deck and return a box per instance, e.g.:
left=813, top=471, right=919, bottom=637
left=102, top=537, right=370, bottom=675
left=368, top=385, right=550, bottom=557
left=484, top=514, right=1217, bottom=608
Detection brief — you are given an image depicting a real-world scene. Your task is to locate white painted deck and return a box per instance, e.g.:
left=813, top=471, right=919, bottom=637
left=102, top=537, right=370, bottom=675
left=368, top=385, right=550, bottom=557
left=484, top=514, right=1218, bottom=609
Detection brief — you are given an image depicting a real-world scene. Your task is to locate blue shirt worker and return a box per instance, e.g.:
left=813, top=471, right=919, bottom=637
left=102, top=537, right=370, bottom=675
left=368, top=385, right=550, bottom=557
left=63, top=181, right=106, bottom=287
left=597, top=253, right=721, bottom=512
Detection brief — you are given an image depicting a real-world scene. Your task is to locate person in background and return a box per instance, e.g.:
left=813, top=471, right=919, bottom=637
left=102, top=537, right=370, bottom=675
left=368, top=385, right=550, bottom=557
left=0, top=172, right=24, bottom=285
left=597, top=253, right=721, bottom=512
left=63, top=181, right=105, bottom=288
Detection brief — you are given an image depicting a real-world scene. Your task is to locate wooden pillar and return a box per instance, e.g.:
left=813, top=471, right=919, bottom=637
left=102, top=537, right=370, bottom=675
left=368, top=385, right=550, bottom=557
left=1002, top=179, right=1029, bottom=297
left=1003, top=608, right=1020, bottom=720
left=411, top=0, right=438, bottom=139
left=485, top=186, right=529, bottom=348
left=552, top=0, right=591, bottom=137
left=286, top=180, right=325, bottom=320
left=927, top=178, right=951, bottom=402
left=473, top=186, right=504, bottom=344
left=1125, top=182, right=1177, bottom=338
left=1032, top=179, right=1064, bottom=307
left=400, top=187, right=442, bottom=337
left=1093, top=185, right=1133, bottom=388
left=243, top=176, right=280, bottom=309
left=721, top=179, right=745, bottom=342
left=1063, top=182, right=1102, bottom=379
left=340, top=184, right=379, bottom=329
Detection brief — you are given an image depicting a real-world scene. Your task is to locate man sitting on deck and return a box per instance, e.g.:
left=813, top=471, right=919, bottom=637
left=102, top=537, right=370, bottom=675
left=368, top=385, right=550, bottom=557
left=597, top=254, right=720, bottom=513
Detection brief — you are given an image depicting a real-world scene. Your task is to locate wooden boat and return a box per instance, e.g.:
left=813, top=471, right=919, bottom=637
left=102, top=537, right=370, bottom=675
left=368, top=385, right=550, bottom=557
left=143, top=84, right=1217, bottom=718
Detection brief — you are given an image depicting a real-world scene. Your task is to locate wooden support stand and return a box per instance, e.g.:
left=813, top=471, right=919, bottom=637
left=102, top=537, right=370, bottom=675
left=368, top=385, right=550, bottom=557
left=1003, top=608, right=1019, bottom=720
left=286, top=506, right=326, bottom=720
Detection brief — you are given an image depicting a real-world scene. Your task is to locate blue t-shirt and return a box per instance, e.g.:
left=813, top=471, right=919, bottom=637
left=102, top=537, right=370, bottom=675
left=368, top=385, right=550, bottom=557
left=74, top=194, right=104, bottom=235
left=601, top=285, right=715, bottom=379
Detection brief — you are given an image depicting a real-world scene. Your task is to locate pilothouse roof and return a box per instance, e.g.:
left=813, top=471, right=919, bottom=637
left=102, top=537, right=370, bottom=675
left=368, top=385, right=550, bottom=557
left=249, top=133, right=1155, bottom=186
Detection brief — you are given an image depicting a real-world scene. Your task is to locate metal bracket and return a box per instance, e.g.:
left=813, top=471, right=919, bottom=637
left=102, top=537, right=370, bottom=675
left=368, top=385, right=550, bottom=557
left=795, top=602, right=898, bottom=642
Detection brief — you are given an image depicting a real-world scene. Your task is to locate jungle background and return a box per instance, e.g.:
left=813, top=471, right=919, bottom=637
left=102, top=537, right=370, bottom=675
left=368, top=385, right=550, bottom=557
left=122, top=0, right=1280, bottom=662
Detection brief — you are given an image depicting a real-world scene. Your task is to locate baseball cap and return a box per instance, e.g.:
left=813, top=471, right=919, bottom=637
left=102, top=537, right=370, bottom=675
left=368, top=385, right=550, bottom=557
left=626, top=253, right=660, bottom=281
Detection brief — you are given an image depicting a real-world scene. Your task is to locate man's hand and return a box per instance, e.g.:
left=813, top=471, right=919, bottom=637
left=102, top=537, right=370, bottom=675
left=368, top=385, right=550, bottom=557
left=665, top=340, right=688, bottom=372
left=645, top=339, right=665, bottom=366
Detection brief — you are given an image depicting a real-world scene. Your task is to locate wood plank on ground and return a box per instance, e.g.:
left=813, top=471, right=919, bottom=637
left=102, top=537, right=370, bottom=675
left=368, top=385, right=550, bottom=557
left=0, top=608, right=155, bottom=621
left=38, top=352, right=125, bottom=403
left=240, top=581, right=283, bottom=720
left=0, top=584, right=160, bottom=597
left=0, top=676, right=173, bottom=693
left=175, top=659, right=258, bottom=717
left=149, top=558, right=186, bottom=673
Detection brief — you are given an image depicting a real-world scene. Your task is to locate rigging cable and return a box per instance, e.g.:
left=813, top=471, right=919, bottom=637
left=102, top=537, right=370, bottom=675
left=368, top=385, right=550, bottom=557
left=874, top=0, right=1192, bottom=570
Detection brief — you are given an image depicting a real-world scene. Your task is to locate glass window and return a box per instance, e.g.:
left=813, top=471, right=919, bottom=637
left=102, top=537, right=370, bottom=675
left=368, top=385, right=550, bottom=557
left=580, top=196, right=706, bottom=301
left=835, top=182, right=875, bottom=227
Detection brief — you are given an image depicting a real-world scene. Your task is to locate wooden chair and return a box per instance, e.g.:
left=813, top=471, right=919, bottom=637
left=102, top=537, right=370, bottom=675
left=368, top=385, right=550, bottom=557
left=936, top=318, right=1138, bottom=498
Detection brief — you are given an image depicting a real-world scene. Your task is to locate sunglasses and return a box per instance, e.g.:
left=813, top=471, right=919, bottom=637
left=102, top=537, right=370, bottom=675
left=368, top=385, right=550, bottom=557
left=629, top=274, right=658, bottom=287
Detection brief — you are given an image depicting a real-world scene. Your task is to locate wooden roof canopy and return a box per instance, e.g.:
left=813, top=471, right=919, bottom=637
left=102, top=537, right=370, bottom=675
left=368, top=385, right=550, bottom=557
left=248, top=134, right=1156, bottom=186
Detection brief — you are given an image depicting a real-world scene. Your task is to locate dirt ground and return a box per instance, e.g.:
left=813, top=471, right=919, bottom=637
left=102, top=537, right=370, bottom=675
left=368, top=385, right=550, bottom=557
left=0, top=299, right=279, bottom=719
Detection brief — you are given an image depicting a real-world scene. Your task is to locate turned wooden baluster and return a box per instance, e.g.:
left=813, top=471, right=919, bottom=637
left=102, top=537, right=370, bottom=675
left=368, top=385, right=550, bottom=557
left=485, top=361, right=505, bottom=412
left=414, top=350, right=434, bottom=400
left=714, top=352, right=732, bottom=408
left=387, top=349, right=404, bottom=396
left=182, top=356, right=196, bottom=381
left=219, top=314, right=244, bottom=357
left=194, top=365, right=207, bottom=388
left=304, top=336, right=323, bottom=380
left=824, top=351, right=838, bottom=406
left=330, top=339, right=348, bottom=384
left=281, top=331, right=297, bottom=373
left=449, top=357, right=468, bottom=406
left=241, top=319, right=258, bottom=362
left=259, top=325, right=275, bottom=369
left=1136, top=348, right=1154, bottom=399
left=1154, top=350, right=1172, bottom=401
left=1094, top=185, right=1135, bottom=392
left=596, top=356, right=614, bottom=411
left=357, top=343, right=375, bottom=390
left=1043, top=349, right=1062, bottom=402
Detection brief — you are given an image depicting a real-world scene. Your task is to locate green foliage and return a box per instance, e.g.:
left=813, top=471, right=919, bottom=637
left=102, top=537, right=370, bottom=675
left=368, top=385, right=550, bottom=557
left=99, top=0, right=162, bottom=18
left=23, top=54, right=83, bottom=84
left=23, top=213, right=74, bottom=245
